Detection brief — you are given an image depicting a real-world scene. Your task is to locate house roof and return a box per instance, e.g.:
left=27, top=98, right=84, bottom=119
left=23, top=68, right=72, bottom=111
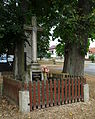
left=49, top=45, right=56, bottom=50
left=89, top=48, right=95, bottom=54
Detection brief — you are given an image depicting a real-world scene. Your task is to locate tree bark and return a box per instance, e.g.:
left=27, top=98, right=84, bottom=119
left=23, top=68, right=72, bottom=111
left=14, top=40, right=25, bottom=81
left=13, top=0, right=28, bottom=81
left=63, top=44, right=85, bottom=76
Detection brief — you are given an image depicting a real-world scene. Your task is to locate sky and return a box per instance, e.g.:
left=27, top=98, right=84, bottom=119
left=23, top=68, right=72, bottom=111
left=50, top=39, right=58, bottom=47
left=89, top=40, right=95, bottom=48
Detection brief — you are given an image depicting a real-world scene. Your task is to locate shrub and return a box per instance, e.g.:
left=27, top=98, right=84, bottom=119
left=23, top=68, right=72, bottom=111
left=89, top=54, right=95, bottom=63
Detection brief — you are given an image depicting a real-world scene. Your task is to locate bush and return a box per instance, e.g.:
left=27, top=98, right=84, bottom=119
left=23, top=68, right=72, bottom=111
left=45, top=53, right=51, bottom=58
left=89, top=55, right=95, bottom=63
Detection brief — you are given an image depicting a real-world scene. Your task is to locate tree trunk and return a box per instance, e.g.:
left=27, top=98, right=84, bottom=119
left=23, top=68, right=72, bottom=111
left=14, top=40, right=25, bottom=81
left=63, top=44, right=85, bottom=76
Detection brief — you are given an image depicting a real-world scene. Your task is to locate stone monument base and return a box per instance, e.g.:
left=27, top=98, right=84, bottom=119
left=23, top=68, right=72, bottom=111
left=31, top=63, right=42, bottom=81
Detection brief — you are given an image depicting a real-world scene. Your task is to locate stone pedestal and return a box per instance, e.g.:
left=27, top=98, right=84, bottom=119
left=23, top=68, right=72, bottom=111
left=84, top=84, right=89, bottom=102
left=24, top=16, right=43, bottom=82
left=31, top=63, right=42, bottom=81
left=19, top=91, right=30, bottom=112
left=25, top=63, right=42, bottom=82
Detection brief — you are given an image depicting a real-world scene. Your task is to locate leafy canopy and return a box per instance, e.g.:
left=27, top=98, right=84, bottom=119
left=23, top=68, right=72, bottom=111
left=56, top=43, right=64, bottom=57
left=45, top=0, right=95, bottom=55
left=0, top=0, right=51, bottom=54
left=0, top=0, right=95, bottom=56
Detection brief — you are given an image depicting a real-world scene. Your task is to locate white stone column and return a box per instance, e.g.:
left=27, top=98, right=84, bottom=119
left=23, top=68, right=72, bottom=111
left=84, top=84, right=89, bottom=102
left=19, top=91, right=30, bottom=112
left=32, top=27, right=37, bottom=63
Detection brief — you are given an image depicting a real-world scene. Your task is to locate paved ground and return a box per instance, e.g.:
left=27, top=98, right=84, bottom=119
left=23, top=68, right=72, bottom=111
left=42, top=61, right=95, bottom=76
left=84, top=62, right=95, bottom=76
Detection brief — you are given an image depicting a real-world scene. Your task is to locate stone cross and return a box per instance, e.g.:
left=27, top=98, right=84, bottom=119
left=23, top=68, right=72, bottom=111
left=24, top=16, right=42, bottom=63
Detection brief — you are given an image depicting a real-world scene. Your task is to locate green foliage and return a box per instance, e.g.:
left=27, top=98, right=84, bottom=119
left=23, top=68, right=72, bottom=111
left=37, top=30, right=50, bottom=59
left=56, top=43, right=64, bottom=57
left=0, top=0, right=95, bottom=57
left=45, top=52, right=51, bottom=59
left=0, top=0, right=25, bottom=53
left=0, top=0, right=50, bottom=55
left=80, top=39, right=90, bottom=56
left=46, top=0, right=95, bottom=55
left=89, top=54, right=95, bottom=63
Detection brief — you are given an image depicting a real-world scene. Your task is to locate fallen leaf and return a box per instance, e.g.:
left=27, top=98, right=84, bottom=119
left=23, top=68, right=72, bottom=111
left=69, top=112, right=73, bottom=116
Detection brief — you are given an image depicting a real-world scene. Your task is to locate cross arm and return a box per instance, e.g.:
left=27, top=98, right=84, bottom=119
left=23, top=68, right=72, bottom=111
left=37, top=27, right=43, bottom=32
left=24, top=25, right=33, bottom=31
left=24, top=25, right=43, bottom=32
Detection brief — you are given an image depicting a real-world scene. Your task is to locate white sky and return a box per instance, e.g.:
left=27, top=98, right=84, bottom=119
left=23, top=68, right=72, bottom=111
left=50, top=39, right=58, bottom=46
left=89, top=40, right=95, bottom=48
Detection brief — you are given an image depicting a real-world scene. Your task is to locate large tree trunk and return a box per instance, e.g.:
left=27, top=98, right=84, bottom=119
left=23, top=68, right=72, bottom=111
left=63, top=44, right=85, bottom=76
left=13, top=0, right=28, bottom=81
left=14, top=40, right=25, bottom=81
